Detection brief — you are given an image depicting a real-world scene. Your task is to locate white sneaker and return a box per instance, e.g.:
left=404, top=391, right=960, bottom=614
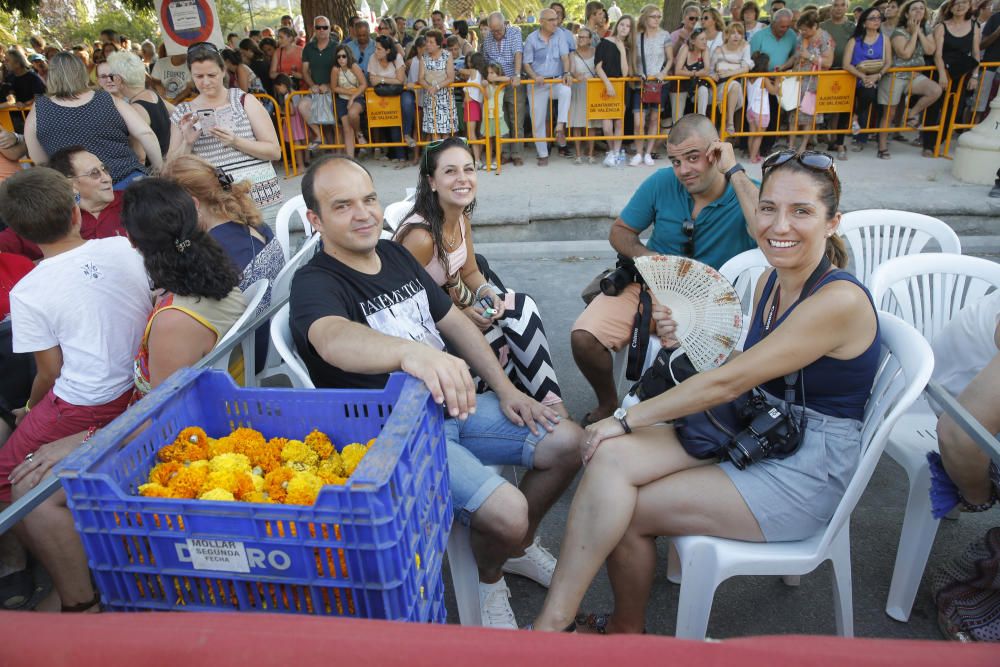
left=502, top=537, right=557, bottom=588
left=643, top=153, right=655, bottom=166
left=602, top=151, right=616, bottom=168
left=629, top=153, right=643, bottom=167
left=479, top=579, right=517, bottom=629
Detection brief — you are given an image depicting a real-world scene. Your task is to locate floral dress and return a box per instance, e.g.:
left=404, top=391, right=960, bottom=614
left=421, top=51, right=457, bottom=134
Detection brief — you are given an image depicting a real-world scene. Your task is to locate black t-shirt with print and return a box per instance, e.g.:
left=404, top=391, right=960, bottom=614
left=290, top=240, right=453, bottom=390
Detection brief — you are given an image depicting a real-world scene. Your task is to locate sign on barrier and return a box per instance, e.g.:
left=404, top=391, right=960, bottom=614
left=814, top=72, right=856, bottom=114
left=586, top=79, right=627, bottom=120
left=365, top=90, right=403, bottom=128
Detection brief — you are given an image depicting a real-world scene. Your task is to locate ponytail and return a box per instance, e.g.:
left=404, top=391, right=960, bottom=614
left=826, top=233, right=849, bottom=269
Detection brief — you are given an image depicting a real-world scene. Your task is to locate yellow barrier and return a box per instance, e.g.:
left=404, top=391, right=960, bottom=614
left=940, top=61, right=1000, bottom=158
left=0, top=104, right=33, bottom=167
left=284, top=82, right=491, bottom=177
left=720, top=67, right=950, bottom=155
left=251, top=92, right=291, bottom=179
left=491, top=76, right=718, bottom=174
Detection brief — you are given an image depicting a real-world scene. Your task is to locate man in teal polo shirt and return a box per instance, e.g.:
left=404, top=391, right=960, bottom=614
left=750, top=8, right=797, bottom=153
left=572, top=114, right=759, bottom=424
left=300, top=15, right=340, bottom=149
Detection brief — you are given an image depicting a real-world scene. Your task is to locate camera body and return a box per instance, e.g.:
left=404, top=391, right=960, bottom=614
left=600, top=254, right=644, bottom=296
left=724, top=391, right=802, bottom=470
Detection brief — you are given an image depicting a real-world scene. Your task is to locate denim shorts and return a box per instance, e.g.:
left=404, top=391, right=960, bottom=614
left=445, top=391, right=544, bottom=526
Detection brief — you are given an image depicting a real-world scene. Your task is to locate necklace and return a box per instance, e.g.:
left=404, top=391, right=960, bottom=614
left=443, top=217, right=463, bottom=249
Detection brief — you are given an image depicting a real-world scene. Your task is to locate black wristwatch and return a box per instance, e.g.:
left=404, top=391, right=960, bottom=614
left=613, top=407, right=631, bottom=434
left=724, top=163, right=746, bottom=183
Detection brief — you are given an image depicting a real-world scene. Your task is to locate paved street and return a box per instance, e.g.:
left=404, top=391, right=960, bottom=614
left=273, top=139, right=998, bottom=639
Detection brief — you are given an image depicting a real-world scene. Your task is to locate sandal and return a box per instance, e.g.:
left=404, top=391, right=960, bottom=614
left=523, top=620, right=577, bottom=632
left=588, top=156, right=597, bottom=165
left=575, top=612, right=647, bottom=635
left=0, top=568, right=34, bottom=610
left=555, top=125, right=567, bottom=148
left=836, top=146, right=848, bottom=160
left=906, top=115, right=921, bottom=130
left=61, top=589, right=101, bottom=613
left=878, top=149, right=891, bottom=160
left=573, top=156, right=583, bottom=165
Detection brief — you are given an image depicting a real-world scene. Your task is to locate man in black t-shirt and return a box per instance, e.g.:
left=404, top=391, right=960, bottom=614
left=289, top=156, right=584, bottom=628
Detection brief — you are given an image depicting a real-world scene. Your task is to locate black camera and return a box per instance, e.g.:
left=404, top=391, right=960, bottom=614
left=723, top=391, right=803, bottom=470
left=600, top=254, right=644, bottom=297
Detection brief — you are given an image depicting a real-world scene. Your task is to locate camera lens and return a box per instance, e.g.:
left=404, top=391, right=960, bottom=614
left=600, top=267, right=632, bottom=296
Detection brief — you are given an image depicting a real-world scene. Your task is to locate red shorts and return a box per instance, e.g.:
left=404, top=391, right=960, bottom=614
left=464, top=99, right=482, bottom=123
left=0, top=387, right=133, bottom=501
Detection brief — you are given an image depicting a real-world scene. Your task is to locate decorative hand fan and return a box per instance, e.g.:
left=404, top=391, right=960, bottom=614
left=633, top=255, right=744, bottom=371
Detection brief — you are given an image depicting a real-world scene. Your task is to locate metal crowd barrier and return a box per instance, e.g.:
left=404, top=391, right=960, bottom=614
left=940, top=61, right=1000, bottom=158
left=0, top=103, right=34, bottom=167
left=0, top=292, right=290, bottom=536
left=252, top=92, right=291, bottom=178
left=720, top=66, right=951, bottom=155
left=284, top=82, right=491, bottom=177
left=491, top=76, right=718, bottom=174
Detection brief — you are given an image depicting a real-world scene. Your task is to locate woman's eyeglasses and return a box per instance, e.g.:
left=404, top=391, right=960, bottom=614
left=337, top=53, right=349, bottom=59
left=72, top=164, right=109, bottom=180
left=97, top=73, right=115, bottom=81
left=314, top=25, right=330, bottom=30
left=762, top=150, right=841, bottom=198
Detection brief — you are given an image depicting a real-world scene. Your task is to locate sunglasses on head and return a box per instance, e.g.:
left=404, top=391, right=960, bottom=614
left=421, top=137, right=470, bottom=170
left=762, top=150, right=841, bottom=198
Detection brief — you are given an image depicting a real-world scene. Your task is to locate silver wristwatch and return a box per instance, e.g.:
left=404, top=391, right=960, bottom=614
left=613, top=407, right=631, bottom=434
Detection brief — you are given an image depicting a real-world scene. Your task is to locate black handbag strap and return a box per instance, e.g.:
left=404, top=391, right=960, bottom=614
left=640, top=31, right=647, bottom=78
left=627, top=288, right=653, bottom=381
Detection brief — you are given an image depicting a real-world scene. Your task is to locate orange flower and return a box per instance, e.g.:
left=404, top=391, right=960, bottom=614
left=304, top=429, right=334, bottom=459
left=264, top=467, right=295, bottom=504
left=148, top=461, right=183, bottom=486
left=167, top=466, right=209, bottom=499
left=177, top=426, right=209, bottom=446
left=206, top=436, right=236, bottom=459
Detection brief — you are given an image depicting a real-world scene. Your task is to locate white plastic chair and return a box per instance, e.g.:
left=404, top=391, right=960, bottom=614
left=210, top=279, right=269, bottom=386
left=274, top=194, right=311, bottom=262
left=257, top=235, right=321, bottom=385
left=268, top=303, right=315, bottom=389
left=381, top=198, right=413, bottom=240
left=838, top=210, right=961, bottom=288
left=670, top=313, right=933, bottom=639
left=869, top=253, right=1000, bottom=622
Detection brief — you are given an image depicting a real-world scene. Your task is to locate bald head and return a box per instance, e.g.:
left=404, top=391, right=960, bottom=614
left=667, top=114, right=720, bottom=146
left=539, top=8, right=559, bottom=33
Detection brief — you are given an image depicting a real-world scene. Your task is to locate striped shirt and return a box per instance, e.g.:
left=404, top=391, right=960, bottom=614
left=483, top=25, right=524, bottom=77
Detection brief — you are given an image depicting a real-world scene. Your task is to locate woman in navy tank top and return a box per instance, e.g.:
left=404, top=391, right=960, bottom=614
left=532, top=147, right=881, bottom=634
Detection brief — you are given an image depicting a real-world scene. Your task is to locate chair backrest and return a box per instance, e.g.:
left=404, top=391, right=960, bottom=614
left=817, top=313, right=934, bottom=554
left=269, top=233, right=321, bottom=308
left=381, top=198, right=414, bottom=240
left=869, top=253, right=1000, bottom=343
left=217, top=279, right=269, bottom=349
left=274, top=194, right=311, bottom=262
left=718, top=248, right=771, bottom=349
left=270, top=303, right=315, bottom=388
left=838, top=210, right=961, bottom=288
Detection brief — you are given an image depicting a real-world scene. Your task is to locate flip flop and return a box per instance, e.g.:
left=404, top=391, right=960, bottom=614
left=555, top=126, right=567, bottom=148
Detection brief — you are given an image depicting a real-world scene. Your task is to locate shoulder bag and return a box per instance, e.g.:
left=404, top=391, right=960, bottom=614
left=640, top=32, right=664, bottom=105
left=374, top=83, right=404, bottom=96
left=310, top=92, right=336, bottom=124
left=779, top=75, right=801, bottom=111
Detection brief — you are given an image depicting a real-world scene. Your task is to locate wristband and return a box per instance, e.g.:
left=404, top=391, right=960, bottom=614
left=23, top=401, right=31, bottom=413
left=473, top=283, right=491, bottom=302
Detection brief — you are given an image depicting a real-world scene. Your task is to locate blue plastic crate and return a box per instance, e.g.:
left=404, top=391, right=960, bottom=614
left=56, top=368, right=451, bottom=621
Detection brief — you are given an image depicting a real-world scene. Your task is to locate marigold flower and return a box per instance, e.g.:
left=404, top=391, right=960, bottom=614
left=209, top=452, right=251, bottom=475
left=317, top=457, right=345, bottom=482
left=138, top=482, right=172, bottom=498
left=148, top=461, right=183, bottom=486
left=264, top=467, right=296, bottom=504
left=285, top=471, right=324, bottom=506
left=281, top=439, right=319, bottom=469
left=251, top=474, right=266, bottom=493
left=206, top=436, right=236, bottom=458
left=199, top=488, right=236, bottom=501
left=177, top=426, right=209, bottom=446
left=366, top=438, right=376, bottom=448
left=340, top=443, right=369, bottom=477
left=245, top=490, right=273, bottom=504
left=157, top=438, right=209, bottom=464
left=304, top=429, right=334, bottom=459
left=167, top=466, right=209, bottom=499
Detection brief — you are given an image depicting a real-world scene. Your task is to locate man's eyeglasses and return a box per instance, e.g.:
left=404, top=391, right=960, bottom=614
left=72, top=164, right=110, bottom=180
left=682, top=219, right=696, bottom=257
left=762, top=150, right=841, bottom=198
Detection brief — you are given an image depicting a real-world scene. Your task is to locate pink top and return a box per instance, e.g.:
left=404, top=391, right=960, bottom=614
left=396, top=213, right=467, bottom=286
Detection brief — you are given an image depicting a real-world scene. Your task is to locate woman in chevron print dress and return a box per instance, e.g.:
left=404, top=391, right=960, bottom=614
left=394, top=137, right=566, bottom=416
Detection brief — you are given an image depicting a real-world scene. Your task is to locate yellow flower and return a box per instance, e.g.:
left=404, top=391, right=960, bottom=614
left=304, top=429, right=334, bottom=459
left=281, top=439, right=318, bottom=469
left=251, top=474, right=266, bottom=493
left=189, top=460, right=210, bottom=473
left=206, top=436, right=236, bottom=458
left=340, top=443, right=369, bottom=477
left=285, top=471, right=324, bottom=506
left=245, top=490, right=273, bottom=504
left=138, top=482, right=172, bottom=498
left=209, top=452, right=251, bottom=474
left=317, top=457, right=346, bottom=483
left=366, top=438, right=376, bottom=448
left=148, top=461, right=182, bottom=487
left=199, top=488, right=236, bottom=501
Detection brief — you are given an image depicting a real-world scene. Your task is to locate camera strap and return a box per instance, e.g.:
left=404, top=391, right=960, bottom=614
left=626, top=288, right=653, bottom=381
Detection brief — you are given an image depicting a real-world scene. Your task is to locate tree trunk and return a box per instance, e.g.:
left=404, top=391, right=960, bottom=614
left=662, top=0, right=687, bottom=31
left=302, top=0, right=357, bottom=34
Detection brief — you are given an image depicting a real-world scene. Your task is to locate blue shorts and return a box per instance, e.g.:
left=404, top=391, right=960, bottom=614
left=445, top=391, right=544, bottom=526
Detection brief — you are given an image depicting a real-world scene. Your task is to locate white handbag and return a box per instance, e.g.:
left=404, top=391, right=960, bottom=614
left=779, top=77, right=801, bottom=112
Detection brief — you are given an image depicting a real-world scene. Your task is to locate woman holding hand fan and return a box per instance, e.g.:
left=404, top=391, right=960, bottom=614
left=530, top=149, right=881, bottom=633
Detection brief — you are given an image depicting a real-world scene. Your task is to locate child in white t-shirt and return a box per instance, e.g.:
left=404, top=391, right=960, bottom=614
left=459, top=53, right=488, bottom=169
